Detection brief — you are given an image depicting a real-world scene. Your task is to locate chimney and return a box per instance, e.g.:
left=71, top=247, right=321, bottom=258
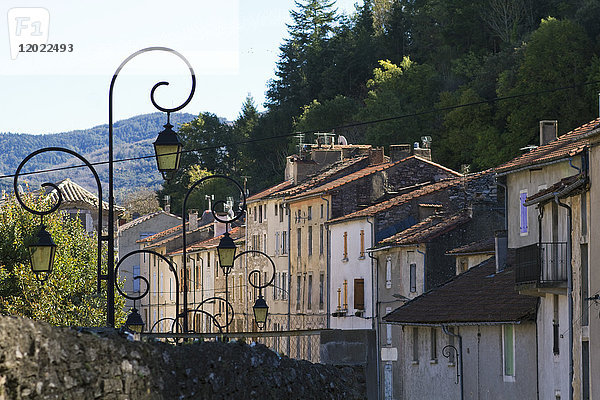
left=389, top=144, right=412, bottom=162
left=540, top=120, right=558, bottom=146
left=164, top=195, right=171, bottom=213
left=284, top=155, right=318, bottom=184
left=495, top=230, right=508, bottom=272
left=412, top=142, right=432, bottom=161
left=188, top=209, right=198, bottom=231
left=369, top=147, right=385, bottom=165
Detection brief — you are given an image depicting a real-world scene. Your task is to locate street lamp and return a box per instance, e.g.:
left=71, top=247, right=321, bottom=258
left=217, top=231, right=237, bottom=275
left=28, top=223, right=57, bottom=277
left=125, top=307, right=145, bottom=333
left=153, top=118, right=183, bottom=181
left=253, top=295, right=269, bottom=329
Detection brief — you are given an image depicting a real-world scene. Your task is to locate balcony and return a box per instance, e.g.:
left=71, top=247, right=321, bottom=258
left=514, top=242, right=568, bottom=295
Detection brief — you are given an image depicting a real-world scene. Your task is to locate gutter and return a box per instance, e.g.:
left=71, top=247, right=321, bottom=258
left=495, top=157, right=577, bottom=178
left=366, top=217, right=381, bottom=400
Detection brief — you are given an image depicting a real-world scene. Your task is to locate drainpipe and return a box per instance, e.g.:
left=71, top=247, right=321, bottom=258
left=320, top=195, right=331, bottom=329
left=555, top=195, right=572, bottom=400
left=442, top=325, right=464, bottom=400
left=287, top=202, right=292, bottom=335
left=367, top=217, right=381, bottom=400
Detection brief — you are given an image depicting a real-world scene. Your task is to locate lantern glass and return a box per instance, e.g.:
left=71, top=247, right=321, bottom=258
left=153, top=122, right=182, bottom=180
left=253, top=296, right=269, bottom=329
left=217, top=232, right=236, bottom=274
left=28, top=224, right=56, bottom=274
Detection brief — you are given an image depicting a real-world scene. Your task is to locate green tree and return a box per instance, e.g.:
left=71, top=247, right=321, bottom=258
left=294, top=95, right=360, bottom=136
left=356, top=57, right=442, bottom=147
left=502, top=17, right=593, bottom=158
left=0, top=192, right=125, bottom=326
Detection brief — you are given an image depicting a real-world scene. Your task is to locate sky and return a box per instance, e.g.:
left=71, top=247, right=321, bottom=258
left=0, top=0, right=362, bottom=135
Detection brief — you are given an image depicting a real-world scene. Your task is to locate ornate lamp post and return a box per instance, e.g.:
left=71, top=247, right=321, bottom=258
left=14, top=47, right=195, bottom=327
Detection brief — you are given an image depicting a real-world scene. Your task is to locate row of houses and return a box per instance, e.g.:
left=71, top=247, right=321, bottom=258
left=110, top=118, right=600, bottom=399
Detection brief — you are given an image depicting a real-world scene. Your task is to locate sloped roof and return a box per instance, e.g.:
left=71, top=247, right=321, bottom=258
left=137, top=223, right=184, bottom=244
left=377, top=209, right=471, bottom=247
left=524, top=174, right=587, bottom=206
left=495, top=118, right=600, bottom=175
left=446, top=237, right=495, bottom=255
left=47, top=178, right=126, bottom=212
left=118, top=210, right=181, bottom=232
left=168, top=226, right=245, bottom=256
left=288, top=155, right=460, bottom=202
left=247, top=180, right=294, bottom=202
left=383, top=259, right=538, bottom=325
left=328, top=171, right=487, bottom=224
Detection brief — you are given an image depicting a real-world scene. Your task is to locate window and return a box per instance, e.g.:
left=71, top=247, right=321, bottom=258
left=280, top=204, right=284, bottom=222
left=354, top=279, right=364, bottom=310
left=308, top=206, right=312, bottom=220
left=319, top=273, right=324, bottom=309
left=430, top=328, right=437, bottom=361
left=282, top=272, right=287, bottom=300
left=297, top=228, right=302, bottom=257
left=503, top=325, right=515, bottom=378
left=519, top=190, right=528, bottom=235
left=343, top=279, right=348, bottom=310
left=319, top=225, right=324, bottom=255
left=282, top=231, right=288, bottom=254
left=153, top=272, right=157, bottom=294
left=343, top=232, right=348, bottom=260
left=275, top=232, right=280, bottom=255
left=386, top=307, right=392, bottom=345
left=308, top=226, right=313, bottom=256
left=263, top=233, right=267, bottom=253
left=273, top=273, right=278, bottom=300
left=412, top=327, right=419, bottom=362
left=320, top=204, right=324, bottom=219
left=259, top=205, right=263, bottom=223
left=253, top=206, right=257, bottom=221
left=307, top=274, right=313, bottom=310
left=360, top=229, right=365, bottom=258
left=296, top=275, right=302, bottom=310
left=410, top=263, right=417, bottom=293
left=263, top=204, right=267, bottom=221
left=169, top=278, right=173, bottom=300
left=275, top=203, right=278, bottom=216
left=386, top=257, right=392, bottom=289
left=133, top=265, right=140, bottom=292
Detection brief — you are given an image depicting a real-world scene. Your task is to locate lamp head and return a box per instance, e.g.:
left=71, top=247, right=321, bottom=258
left=153, top=122, right=182, bottom=181
left=28, top=223, right=57, bottom=276
left=125, top=308, right=145, bottom=333
left=217, top=231, right=236, bottom=275
left=253, top=295, right=269, bottom=330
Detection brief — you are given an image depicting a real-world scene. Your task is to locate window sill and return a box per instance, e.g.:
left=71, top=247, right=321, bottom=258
left=503, top=375, right=515, bottom=383
left=342, top=258, right=349, bottom=263
left=430, top=359, right=438, bottom=365
left=411, top=360, right=419, bottom=365
left=358, top=256, right=365, bottom=260
left=447, top=362, right=455, bottom=367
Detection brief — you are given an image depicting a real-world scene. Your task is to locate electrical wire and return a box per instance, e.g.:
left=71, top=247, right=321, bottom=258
left=2, top=78, right=599, bottom=182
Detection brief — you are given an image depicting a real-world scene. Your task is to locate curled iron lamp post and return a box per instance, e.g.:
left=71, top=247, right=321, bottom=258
left=232, top=250, right=276, bottom=331
left=14, top=47, right=195, bottom=327
left=182, top=175, right=246, bottom=333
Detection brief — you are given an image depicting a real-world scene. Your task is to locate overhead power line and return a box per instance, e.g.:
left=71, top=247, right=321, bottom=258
left=1, top=78, right=599, bottom=182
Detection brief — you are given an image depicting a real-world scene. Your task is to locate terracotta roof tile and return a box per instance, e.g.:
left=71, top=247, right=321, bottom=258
left=383, top=259, right=538, bottom=324
left=378, top=209, right=471, bottom=246
left=524, top=174, right=586, bottom=205
left=47, top=178, right=125, bottom=213
left=495, top=119, right=600, bottom=174
left=168, top=226, right=245, bottom=256
left=446, top=237, right=495, bottom=255
left=328, top=171, right=488, bottom=224
left=247, top=180, right=294, bottom=202
left=118, top=210, right=181, bottom=232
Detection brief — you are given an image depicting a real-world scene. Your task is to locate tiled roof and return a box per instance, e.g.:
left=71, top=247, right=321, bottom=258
left=47, top=178, right=124, bottom=212
left=137, top=223, right=184, bottom=243
left=289, top=155, right=461, bottom=202
left=446, top=237, right=495, bottom=255
left=524, top=174, right=587, bottom=206
left=377, top=209, right=471, bottom=246
left=276, top=156, right=370, bottom=198
left=168, top=226, right=245, bottom=256
left=247, top=180, right=294, bottom=202
left=495, top=118, right=600, bottom=174
left=383, top=259, right=538, bottom=325
left=118, top=210, right=181, bottom=232
left=328, top=171, right=487, bottom=224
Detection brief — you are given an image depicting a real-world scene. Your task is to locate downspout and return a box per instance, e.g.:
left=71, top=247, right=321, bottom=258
left=320, top=194, right=331, bottom=329
left=442, top=325, right=464, bottom=400
left=416, top=247, right=426, bottom=292
left=495, top=177, right=508, bottom=230
left=367, top=217, right=381, bottom=400
left=287, top=202, right=292, bottom=335
left=555, top=194, right=572, bottom=400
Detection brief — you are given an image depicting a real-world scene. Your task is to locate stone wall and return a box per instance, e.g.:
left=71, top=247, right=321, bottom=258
left=0, top=316, right=365, bottom=399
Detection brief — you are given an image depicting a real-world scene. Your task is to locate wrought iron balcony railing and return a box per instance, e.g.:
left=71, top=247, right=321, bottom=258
left=515, top=242, right=567, bottom=285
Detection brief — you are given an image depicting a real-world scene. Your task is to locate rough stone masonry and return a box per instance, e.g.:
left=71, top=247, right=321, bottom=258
left=0, top=316, right=366, bottom=399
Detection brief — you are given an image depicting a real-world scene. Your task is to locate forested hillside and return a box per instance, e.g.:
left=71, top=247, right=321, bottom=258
left=1, top=112, right=195, bottom=200
left=160, top=0, right=600, bottom=210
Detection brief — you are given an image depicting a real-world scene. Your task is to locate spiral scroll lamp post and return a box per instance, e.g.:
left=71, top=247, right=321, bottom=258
left=14, top=47, right=195, bottom=328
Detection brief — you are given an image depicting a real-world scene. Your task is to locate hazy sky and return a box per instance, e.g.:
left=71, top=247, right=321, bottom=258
left=1, top=0, right=362, bottom=134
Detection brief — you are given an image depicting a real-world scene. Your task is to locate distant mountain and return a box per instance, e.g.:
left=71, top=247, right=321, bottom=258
left=0, top=112, right=197, bottom=202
